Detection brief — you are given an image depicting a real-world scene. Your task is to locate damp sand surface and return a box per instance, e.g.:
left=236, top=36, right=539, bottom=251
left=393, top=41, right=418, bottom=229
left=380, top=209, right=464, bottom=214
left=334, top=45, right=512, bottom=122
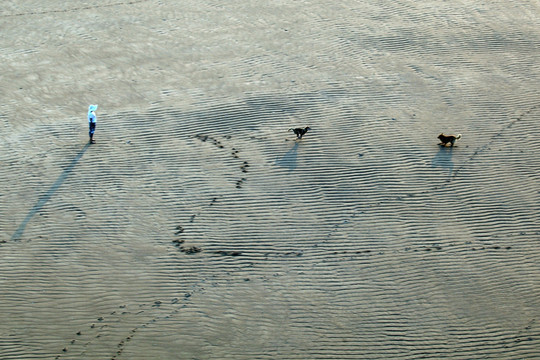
left=1, top=1, right=540, bottom=359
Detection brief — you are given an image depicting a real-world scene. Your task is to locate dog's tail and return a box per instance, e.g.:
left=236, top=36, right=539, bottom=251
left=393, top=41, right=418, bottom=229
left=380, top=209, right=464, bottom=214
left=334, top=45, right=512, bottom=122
left=288, top=128, right=293, bottom=132
left=456, top=134, right=462, bottom=140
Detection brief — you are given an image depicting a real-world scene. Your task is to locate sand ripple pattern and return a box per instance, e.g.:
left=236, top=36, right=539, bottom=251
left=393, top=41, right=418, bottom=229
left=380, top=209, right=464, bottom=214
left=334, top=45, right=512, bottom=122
left=1, top=0, right=540, bottom=359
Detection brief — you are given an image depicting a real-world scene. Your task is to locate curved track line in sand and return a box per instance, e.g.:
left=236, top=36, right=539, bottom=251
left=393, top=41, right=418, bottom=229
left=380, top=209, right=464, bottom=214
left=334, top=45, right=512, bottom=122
left=448, top=104, right=540, bottom=183
left=52, top=129, right=256, bottom=359
left=395, top=104, right=540, bottom=199
left=1, top=0, right=540, bottom=357
left=51, top=122, right=321, bottom=358
left=323, top=104, right=540, bottom=246
left=4, top=92, right=540, bottom=358
left=54, top=281, right=208, bottom=360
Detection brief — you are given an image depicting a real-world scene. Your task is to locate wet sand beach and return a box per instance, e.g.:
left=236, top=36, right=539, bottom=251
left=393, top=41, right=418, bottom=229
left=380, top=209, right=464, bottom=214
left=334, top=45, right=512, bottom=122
left=1, top=1, right=540, bottom=359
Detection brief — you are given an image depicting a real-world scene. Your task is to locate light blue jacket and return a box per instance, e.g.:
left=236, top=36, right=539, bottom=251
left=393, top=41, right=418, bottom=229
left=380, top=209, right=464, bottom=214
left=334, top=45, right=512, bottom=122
left=88, top=104, right=98, bottom=123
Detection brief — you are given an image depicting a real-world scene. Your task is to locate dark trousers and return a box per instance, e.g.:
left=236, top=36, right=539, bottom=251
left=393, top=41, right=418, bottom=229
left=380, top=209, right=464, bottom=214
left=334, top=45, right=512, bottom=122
left=89, top=122, right=96, bottom=138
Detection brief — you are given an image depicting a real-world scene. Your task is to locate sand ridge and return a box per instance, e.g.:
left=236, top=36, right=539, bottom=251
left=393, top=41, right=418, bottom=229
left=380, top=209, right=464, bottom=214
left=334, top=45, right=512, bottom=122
left=1, top=0, right=540, bottom=359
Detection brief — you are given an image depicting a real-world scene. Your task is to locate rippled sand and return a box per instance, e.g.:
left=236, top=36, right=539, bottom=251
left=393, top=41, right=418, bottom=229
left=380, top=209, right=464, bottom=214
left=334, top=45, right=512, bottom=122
left=1, top=1, right=539, bottom=359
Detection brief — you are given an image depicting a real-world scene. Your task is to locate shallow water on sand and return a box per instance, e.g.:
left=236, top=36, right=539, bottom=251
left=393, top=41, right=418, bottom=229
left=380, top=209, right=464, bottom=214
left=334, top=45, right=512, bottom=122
left=1, top=1, right=540, bottom=359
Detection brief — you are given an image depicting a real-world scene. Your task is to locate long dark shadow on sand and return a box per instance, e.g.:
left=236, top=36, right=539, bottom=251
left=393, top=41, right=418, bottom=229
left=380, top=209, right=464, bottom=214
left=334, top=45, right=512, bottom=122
left=431, top=145, right=454, bottom=176
left=276, top=142, right=299, bottom=171
left=11, top=143, right=91, bottom=241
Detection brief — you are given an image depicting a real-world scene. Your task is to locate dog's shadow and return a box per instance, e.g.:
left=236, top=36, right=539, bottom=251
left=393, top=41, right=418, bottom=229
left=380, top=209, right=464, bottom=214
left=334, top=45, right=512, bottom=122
left=431, top=145, right=454, bottom=176
left=276, top=142, right=299, bottom=171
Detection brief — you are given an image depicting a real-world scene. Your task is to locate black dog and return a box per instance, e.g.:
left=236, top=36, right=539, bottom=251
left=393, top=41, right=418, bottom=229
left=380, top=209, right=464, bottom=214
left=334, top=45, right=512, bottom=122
left=288, top=126, right=311, bottom=139
left=438, top=133, right=461, bottom=147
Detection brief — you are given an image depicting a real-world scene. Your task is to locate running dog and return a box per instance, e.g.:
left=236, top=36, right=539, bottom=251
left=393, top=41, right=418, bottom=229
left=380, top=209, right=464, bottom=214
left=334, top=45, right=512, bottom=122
left=288, top=126, right=311, bottom=139
left=438, top=133, right=461, bottom=147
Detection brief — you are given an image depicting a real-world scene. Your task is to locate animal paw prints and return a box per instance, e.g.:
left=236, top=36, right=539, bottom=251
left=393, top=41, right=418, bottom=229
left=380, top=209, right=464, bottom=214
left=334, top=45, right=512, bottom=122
left=503, top=319, right=536, bottom=349
left=172, top=225, right=185, bottom=247
left=236, top=178, right=247, bottom=189
left=174, top=225, right=184, bottom=235
left=194, top=134, right=224, bottom=148
left=172, top=197, right=221, bottom=254
left=215, top=250, right=242, bottom=256
left=321, top=242, right=515, bottom=260
left=235, top=156, right=249, bottom=189
left=240, top=161, right=249, bottom=173
left=54, top=304, right=134, bottom=359
left=171, top=224, right=202, bottom=255
left=469, top=245, right=512, bottom=251
left=194, top=134, right=251, bottom=189
left=181, top=246, right=202, bottom=254
left=230, top=149, right=250, bottom=188
left=55, top=292, right=207, bottom=360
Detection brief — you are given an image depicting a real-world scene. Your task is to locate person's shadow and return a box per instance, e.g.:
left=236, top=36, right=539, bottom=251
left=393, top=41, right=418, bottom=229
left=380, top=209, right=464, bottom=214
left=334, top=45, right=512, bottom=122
left=431, top=145, right=454, bottom=176
left=276, top=142, right=299, bottom=171
left=11, top=142, right=91, bottom=241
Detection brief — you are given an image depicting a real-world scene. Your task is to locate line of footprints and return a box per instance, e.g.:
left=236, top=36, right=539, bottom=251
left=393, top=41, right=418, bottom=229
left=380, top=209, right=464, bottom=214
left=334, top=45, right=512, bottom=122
left=55, top=289, right=206, bottom=359
left=194, top=134, right=249, bottom=189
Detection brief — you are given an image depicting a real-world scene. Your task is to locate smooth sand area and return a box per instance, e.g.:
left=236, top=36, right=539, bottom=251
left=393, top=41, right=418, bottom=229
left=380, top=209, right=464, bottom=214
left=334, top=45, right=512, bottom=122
left=1, top=1, right=539, bottom=359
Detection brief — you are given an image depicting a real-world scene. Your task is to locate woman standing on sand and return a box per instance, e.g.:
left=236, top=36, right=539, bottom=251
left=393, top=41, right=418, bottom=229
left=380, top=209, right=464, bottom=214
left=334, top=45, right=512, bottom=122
left=88, top=104, right=98, bottom=143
